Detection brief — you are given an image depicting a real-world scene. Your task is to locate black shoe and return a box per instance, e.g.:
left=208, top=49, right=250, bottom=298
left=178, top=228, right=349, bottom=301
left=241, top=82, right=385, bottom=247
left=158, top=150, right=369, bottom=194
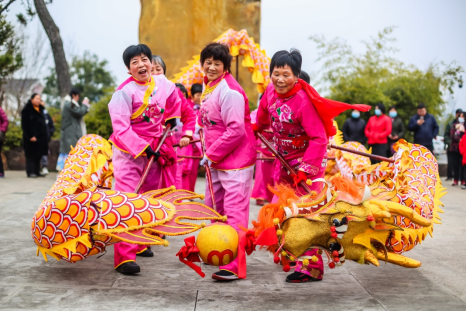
left=28, top=174, right=37, bottom=178
left=212, top=270, right=238, bottom=281
left=115, top=262, right=140, bottom=275
left=445, top=177, right=452, bottom=181
left=37, top=174, right=46, bottom=177
left=285, top=272, right=321, bottom=283
left=136, top=248, right=154, bottom=257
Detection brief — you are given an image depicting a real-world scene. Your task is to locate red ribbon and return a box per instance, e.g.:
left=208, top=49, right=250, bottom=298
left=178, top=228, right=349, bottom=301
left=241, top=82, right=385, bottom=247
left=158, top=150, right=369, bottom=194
left=176, top=236, right=205, bottom=278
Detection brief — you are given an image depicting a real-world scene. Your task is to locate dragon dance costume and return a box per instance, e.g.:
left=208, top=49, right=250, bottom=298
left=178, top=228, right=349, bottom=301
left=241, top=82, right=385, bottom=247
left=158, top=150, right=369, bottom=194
left=198, top=72, right=256, bottom=277
left=255, top=79, right=370, bottom=281
left=108, top=74, right=181, bottom=269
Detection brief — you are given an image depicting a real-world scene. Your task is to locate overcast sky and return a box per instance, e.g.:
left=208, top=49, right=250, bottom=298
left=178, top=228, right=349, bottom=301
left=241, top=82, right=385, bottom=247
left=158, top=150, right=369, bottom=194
left=7, top=0, right=466, bottom=112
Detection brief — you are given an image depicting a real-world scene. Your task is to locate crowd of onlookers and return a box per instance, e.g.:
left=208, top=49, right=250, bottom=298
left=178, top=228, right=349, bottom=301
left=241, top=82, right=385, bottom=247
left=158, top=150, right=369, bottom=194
left=342, top=103, right=466, bottom=189
left=0, top=87, right=89, bottom=178
left=1, top=94, right=465, bottom=188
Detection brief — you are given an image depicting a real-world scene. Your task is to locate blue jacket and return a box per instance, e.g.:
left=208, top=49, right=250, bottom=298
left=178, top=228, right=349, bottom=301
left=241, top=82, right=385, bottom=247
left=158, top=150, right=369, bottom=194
left=407, top=113, right=439, bottom=146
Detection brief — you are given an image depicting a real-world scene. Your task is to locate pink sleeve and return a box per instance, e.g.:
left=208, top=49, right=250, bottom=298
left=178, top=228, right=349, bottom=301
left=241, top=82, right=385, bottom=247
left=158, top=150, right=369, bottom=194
left=180, top=93, right=196, bottom=137
left=0, top=107, right=8, bottom=132
left=256, top=92, right=270, bottom=130
left=165, top=88, right=182, bottom=121
left=205, top=89, right=246, bottom=163
left=298, top=97, right=328, bottom=176
left=108, top=90, right=149, bottom=158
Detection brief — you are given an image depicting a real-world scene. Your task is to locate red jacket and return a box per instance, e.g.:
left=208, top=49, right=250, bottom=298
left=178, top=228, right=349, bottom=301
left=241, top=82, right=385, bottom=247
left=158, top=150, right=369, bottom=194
left=365, top=114, right=392, bottom=145
left=459, top=134, right=466, bottom=165
left=0, top=107, right=8, bottom=133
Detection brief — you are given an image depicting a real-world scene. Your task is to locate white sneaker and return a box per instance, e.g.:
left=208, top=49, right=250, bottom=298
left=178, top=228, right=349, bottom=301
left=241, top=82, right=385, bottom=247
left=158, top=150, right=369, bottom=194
left=41, top=167, right=49, bottom=175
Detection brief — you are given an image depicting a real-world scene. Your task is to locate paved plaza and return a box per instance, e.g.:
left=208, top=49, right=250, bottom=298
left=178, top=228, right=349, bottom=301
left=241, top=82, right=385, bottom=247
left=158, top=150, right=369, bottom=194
left=0, top=171, right=465, bottom=310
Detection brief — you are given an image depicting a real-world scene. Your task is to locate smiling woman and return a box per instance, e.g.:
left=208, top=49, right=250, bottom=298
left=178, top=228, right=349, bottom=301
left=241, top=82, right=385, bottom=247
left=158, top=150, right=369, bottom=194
left=197, top=42, right=257, bottom=281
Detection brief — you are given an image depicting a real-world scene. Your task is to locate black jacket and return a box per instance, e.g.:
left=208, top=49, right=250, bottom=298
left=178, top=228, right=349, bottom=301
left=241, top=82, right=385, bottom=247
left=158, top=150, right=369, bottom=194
left=43, top=109, right=55, bottom=142
left=407, top=113, right=439, bottom=146
left=388, top=116, right=406, bottom=143
left=21, top=102, right=49, bottom=157
left=342, top=117, right=367, bottom=144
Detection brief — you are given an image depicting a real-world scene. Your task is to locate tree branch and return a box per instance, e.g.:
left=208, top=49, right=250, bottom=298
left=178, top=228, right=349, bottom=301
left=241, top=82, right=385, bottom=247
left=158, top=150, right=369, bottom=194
left=0, top=0, right=17, bottom=15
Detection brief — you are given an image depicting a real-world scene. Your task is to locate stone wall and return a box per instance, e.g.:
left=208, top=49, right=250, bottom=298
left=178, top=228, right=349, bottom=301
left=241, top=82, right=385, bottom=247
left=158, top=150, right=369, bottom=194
left=2, top=140, right=59, bottom=171
left=139, top=0, right=261, bottom=104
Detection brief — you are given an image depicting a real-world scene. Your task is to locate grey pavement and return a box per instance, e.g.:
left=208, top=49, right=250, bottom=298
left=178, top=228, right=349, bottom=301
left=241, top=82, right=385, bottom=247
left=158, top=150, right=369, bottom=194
left=0, top=170, right=465, bottom=310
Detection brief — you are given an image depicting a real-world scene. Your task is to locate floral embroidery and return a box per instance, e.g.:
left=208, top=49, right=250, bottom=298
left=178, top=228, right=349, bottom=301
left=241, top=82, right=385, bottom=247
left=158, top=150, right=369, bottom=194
left=299, top=162, right=319, bottom=176
left=131, top=102, right=164, bottom=124
left=200, top=107, right=216, bottom=127
left=277, top=104, right=293, bottom=123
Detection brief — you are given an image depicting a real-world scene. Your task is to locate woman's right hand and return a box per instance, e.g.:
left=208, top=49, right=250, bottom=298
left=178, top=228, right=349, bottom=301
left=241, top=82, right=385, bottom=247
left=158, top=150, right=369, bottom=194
left=30, top=137, right=37, bottom=142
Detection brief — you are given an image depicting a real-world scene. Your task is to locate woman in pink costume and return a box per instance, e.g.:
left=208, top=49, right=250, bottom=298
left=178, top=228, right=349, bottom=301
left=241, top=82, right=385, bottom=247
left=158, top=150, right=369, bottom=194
left=197, top=43, right=256, bottom=281
left=254, top=49, right=369, bottom=283
left=250, top=109, right=274, bottom=205
left=151, top=56, right=196, bottom=189
left=175, top=84, right=203, bottom=191
left=108, top=44, right=181, bottom=275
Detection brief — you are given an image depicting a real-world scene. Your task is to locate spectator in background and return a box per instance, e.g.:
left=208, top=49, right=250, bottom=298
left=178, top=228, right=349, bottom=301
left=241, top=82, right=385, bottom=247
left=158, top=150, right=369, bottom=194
left=365, top=103, right=391, bottom=164
left=57, top=88, right=90, bottom=171
left=459, top=124, right=466, bottom=190
left=407, top=103, right=439, bottom=154
left=21, top=93, right=49, bottom=178
left=450, top=111, right=465, bottom=187
left=0, top=106, right=8, bottom=178
left=342, top=109, right=367, bottom=144
left=40, top=100, right=55, bottom=175
left=444, top=109, right=462, bottom=181
left=387, top=106, right=405, bottom=156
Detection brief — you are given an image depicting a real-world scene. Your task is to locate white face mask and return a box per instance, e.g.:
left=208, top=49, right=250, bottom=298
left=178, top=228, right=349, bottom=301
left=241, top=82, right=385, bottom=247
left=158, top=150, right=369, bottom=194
left=459, top=117, right=465, bottom=124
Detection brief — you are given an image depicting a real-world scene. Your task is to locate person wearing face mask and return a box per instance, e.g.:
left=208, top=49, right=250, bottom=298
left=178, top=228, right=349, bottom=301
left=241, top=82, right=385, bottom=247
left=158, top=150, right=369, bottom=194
left=197, top=43, right=257, bottom=281
left=108, top=44, right=181, bottom=275
left=449, top=111, right=465, bottom=187
left=387, top=106, right=405, bottom=156
left=364, top=103, right=392, bottom=163
left=407, top=103, right=439, bottom=154
left=444, top=109, right=463, bottom=181
left=342, top=109, right=367, bottom=144
left=254, top=49, right=370, bottom=283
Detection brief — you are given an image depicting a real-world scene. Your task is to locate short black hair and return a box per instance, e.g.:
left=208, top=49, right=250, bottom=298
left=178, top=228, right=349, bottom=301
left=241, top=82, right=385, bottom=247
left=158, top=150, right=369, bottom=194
left=455, top=108, right=462, bottom=114
left=122, top=44, right=152, bottom=68
left=69, top=88, right=80, bottom=97
left=299, top=70, right=310, bottom=84
left=175, top=83, right=188, bottom=99
left=388, top=105, right=397, bottom=111
left=417, top=103, right=426, bottom=109
left=152, top=55, right=166, bottom=74
left=200, top=43, right=232, bottom=73
left=30, top=93, right=39, bottom=100
left=376, top=102, right=386, bottom=114
left=191, top=83, right=203, bottom=96
left=270, top=49, right=302, bottom=77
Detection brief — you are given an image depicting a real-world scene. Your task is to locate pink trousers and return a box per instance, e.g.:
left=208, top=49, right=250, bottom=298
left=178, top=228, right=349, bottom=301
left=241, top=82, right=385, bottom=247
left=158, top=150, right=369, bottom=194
left=251, top=159, right=274, bottom=202
left=112, top=147, right=163, bottom=268
left=204, top=166, right=254, bottom=275
left=175, top=145, right=200, bottom=191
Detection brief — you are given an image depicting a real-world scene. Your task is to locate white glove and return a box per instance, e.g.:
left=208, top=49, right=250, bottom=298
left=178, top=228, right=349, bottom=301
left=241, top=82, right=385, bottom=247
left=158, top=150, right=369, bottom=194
left=200, top=155, right=211, bottom=166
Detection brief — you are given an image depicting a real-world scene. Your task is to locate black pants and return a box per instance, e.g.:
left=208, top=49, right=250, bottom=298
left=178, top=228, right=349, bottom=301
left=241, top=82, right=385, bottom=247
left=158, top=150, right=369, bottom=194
left=369, top=144, right=387, bottom=164
left=26, top=155, right=42, bottom=176
left=450, top=152, right=463, bottom=182
left=423, top=144, right=434, bottom=154
left=447, top=151, right=454, bottom=179
left=0, top=140, right=4, bottom=175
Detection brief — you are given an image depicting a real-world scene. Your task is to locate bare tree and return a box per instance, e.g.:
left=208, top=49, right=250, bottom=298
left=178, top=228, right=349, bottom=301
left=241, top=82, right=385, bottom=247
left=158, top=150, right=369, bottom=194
left=33, top=0, right=70, bottom=102
left=2, top=26, right=50, bottom=118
